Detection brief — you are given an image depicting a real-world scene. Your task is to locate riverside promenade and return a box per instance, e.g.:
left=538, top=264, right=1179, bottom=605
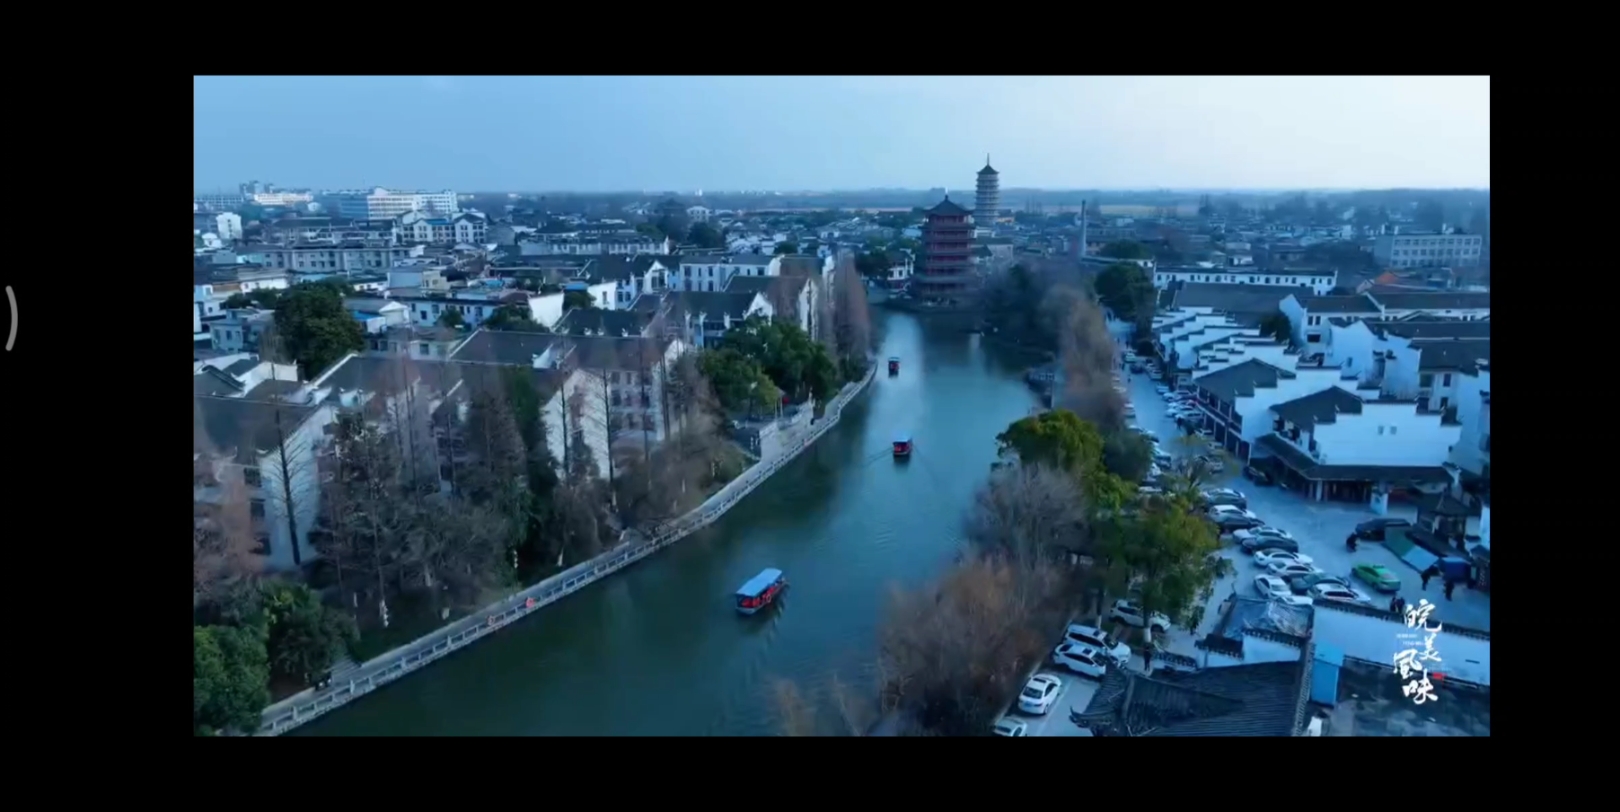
left=256, top=361, right=878, bottom=736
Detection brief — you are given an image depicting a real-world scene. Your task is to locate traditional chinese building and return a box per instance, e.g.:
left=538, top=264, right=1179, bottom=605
left=975, top=155, right=1000, bottom=229
left=915, top=195, right=975, bottom=299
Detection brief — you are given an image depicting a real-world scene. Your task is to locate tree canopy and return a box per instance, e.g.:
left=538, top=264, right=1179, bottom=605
left=995, top=410, right=1132, bottom=512
left=259, top=581, right=357, bottom=685
left=273, top=282, right=365, bottom=377
left=687, top=221, right=726, bottom=249
left=1092, top=262, right=1155, bottom=321
left=562, top=289, right=596, bottom=311
left=222, top=288, right=281, bottom=310
left=485, top=303, right=545, bottom=332
left=698, top=347, right=781, bottom=417
left=719, top=316, right=838, bottom=404
left=1100, top=241, right=1151, bottom=261
left=1095, top=496, right=1226, bottom=634
left=194, top=624, right=270, bottom=736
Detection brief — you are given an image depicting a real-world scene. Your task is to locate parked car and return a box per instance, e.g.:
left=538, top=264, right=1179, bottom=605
left=1243, top=465, right=1276, bottom=486
left=1253, top=574, right=1296, bottom=600
left=1052, top=643, right=1109, bottom=678
left=1137, top=429, right=1160, bottom=443
left=992, top=716, right=1029, bottom=737
left=1310, top=584, right=1373, bottom=605
left=1352, top=563, right=1402, bottom=593
left=1063, top=624, right=1132, bottom=667
left=1195, top=455, right=1225, bottom=474
left=1202, top=488, right=1247, bottom=508
left=1242, top=534, right=1300, bottom=554
left=1017, top=674, right=1063, bottom=715
left=1288, top=573, right=1352, bottom=594
left=1234, top=526, right=1292, bottom=545
left=1207, top=505, right=1254, bottom=520
left=1253, top=550, right=1313, bottom=568
left=1210, top=508, right=1264, bottom=531
left=1355, top=517, right=1414, bottom=541
left=1129, top=363, right=1145, bottom=373
left=1154, top=386, right=1171, bottom=396
left=1267, top=560, right=1323, bottom=579
left=1108, top=599, right=1171, bottom=633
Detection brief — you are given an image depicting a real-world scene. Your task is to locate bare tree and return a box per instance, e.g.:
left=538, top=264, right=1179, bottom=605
left=314, top=413, right=411, bottom=628
left=1049, top=290, right=1127, bottom=433
left=964, top=463, right=1090, bottom=567
left=876, top=556, right=1067, bottom=736
left=193, top=464, right=265, bottom=608
left=830, top=251, right=875, bottom=362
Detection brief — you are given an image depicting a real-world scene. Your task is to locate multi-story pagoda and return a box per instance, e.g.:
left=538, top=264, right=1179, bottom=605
left=975, top=155, right=1000, bottom=229
left=915, top=195, right=975, bottom=299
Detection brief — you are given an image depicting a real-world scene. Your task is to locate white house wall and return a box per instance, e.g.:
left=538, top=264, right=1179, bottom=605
left=1196, top=343, right=1294, bottom=377
left=586, top=281, right=617, bottom=310
left=528, top=293, right=565, bottom=329
left=1309, top=403, right=1461, bottom=467
left=1233, top=368, right=1362, bottom=447
left=1174, top=327, right=1258, bottom=369
left=1450, top=369, right=1491, bottom=474
left=257, top=404, right=335, bottom=571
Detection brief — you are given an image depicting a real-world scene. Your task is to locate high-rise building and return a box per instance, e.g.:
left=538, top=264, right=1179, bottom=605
left=975, top=155, right=1000, bottom=229
left=915, top=196, right=975, bottom=299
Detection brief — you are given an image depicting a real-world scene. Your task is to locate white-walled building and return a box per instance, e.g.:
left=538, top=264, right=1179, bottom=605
left=209, top=308, right=276, bottom=353
left=398, top=210, right=488, bottom=244
left=1449, top=362, right=1490, bottom=478
left=258, top=243, right=414, bottom=273
left=1325, top=319, right=1491, bottom=412
left=666, top=291, right=773, bottom=348
left=518, top=233, right=670, bottom=256
left=216, top=212, right=243, bottom=241
left=686, top=205, right=712, bottom=223
left=1371, top=231, right=1484, bottom=269
left=673, top=253, right=782, bottom=292
left=1279, top=293, right=1382, bottom=349
left=194, top=393, right=334, bottom=572
left=360, top=188, right=459, bottom=219
left=1153, top=266, right=1337, bottom=295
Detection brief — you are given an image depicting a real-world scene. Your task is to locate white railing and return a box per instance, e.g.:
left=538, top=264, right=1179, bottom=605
left=256, top=360, right=877, bottom=736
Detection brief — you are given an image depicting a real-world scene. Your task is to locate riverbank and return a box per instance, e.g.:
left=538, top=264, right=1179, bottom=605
left=256, top=360, right=879, bottom=736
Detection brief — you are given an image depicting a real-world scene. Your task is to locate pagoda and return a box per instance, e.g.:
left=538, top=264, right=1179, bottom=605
left=975, top=155, right=1000, bottom=228
left=915, top=195, right=975, bottom=299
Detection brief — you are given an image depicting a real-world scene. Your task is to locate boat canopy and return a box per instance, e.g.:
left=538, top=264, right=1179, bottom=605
left=888, top=356, right=900, bottom=362
left=736, top=568, right=784, bottom=598
left=894, top=435, right=912, bottom=444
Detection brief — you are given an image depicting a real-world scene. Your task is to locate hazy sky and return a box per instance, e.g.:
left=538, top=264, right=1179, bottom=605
left=194, top=76, right=1490, bottom=193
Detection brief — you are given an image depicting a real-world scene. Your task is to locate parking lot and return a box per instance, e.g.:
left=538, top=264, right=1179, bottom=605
left=1004, top=669, right=1099, bottom=737
left=1122, top=362, right=1491, bottom=662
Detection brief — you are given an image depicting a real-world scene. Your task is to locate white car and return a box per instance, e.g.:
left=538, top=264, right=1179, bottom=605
left=1108, top=599, right=1171, bottom=633
left=1063, top=624, right=1132, bottom=666
left=1207, top=506, right=1258, bottom=522
left=1052, top=643, right=1108, bottom=678
left=1018, top=674, right=1063, bottom=715
left=1253, top=575, right=1312, bottom=605
left=992, top=717, right=1029, bottom=737
left=1205, top=487, right=1246, bottom=502
left=1154, top=386, right=1171, bottom=396
left=1310, top=584, right=1373, bottom=605
left=1252, top=550, right=1313, bottom=568
left=1267, top=560, right=1323, bottom=579
left=1137, top=429, right=1160, bottom=443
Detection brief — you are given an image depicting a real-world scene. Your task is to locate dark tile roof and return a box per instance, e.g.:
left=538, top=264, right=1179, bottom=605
left=1413, top=338, right=1491, bottom=372
left=314, top=354, right=563, bottom=406
left=245, top=379, right=305, bottom=400
left=224, top=358, right=259, bottom=376
left=1194, top=359, right=1294, bottom=402
left=777, top=255, right=823, bottom=277
left=1369, top=291, right=1491, bottom=311
left=564, top=336, right=672, bottom=372
left=1255, top=434, right=1453, bottom=484
left=194, top=395, right=319, bottom=463
left=448, top=328, right=564, bottom=367
left=1071, top=661, right=1305, bottom=737
left=555, top=307, right=650, bottom=337
left=1170, top=283, right=1293, bottom=314
left=1271, top=387, right=1364, bottom=429
left=194, top=367, right=244, bottom=396
left=1355, top=319, right=1493, bottom=340
left=1299, top=294, right=1379, bottom=314
left=926, top=196, right=971, bottom=216
left=629, top=294, right=667, bottom=313
left=669, top=290, right=760, bottom=321
left=723, top=276, right=772, bottom=295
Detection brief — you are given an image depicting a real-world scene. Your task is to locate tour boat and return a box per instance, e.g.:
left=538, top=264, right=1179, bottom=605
left=735, top=568, right=787, bottom=615
left=893, top=435, right=913, bottom=459
left=888, top=357, right=900, bottom=375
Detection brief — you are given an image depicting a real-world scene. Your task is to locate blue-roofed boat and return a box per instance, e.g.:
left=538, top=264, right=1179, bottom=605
left=888, top=357, right=900, bottom=375
left=735, top=568, right=787, bottom=615
left=893, top=435, right=913, bottom=459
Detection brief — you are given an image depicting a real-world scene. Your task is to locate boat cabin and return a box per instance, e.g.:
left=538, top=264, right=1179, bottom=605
left=888, top=357, right=900, bottom=375
left=735, top=568, right=786, bottom=615
left=893, top=435, right=913, bottom=458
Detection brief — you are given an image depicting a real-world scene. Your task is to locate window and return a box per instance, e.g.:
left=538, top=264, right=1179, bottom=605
left=242, top=467, right=261, bottom=487
left=1389, top=426, right=1398, bottom=436
left=249, top=498, right=266, bottom=518
left=1418, top=373, right=1434, bottom=387
left=1442, top=373, right=1452, bottom=386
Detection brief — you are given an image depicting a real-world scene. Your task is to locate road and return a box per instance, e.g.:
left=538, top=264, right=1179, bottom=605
left=295, top=311, right=1045, bottom=736
left=1123, top=367, right=1491, bottom=665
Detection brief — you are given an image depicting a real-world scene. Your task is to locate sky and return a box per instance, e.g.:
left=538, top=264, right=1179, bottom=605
left=194, top=76, right=1490, bottom=193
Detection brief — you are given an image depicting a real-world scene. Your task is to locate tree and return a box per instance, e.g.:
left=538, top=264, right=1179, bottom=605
left=193, top=464, right=265, bottom=609
left=654, top=212, right=690, bottom=242
left=1092, top=262, right=1154, bottom=321
left=1094, top=496, right=1227, bottom=635
left=1259, top=310, right=1292, bottom=343
left=273, top=282, right=364, bottom=378
left=687, top=221, right=725, bottom=249
left=1099, top=241, right=1151, bottom=261
left=194, top=624, right=270, bottom=736
left=995, top=410, right=1132, bottom=513
left=259, top=581, right=358, bottom=685
left=965, top=464, right=1090, bottom=567
left=721, top=316, right=838, bottom=404
left=699, top=348, right=780, bottom=418
left=1051, top=292, right=1126, bottom=433
left=1101, top=430, right=1153, bottom=483
left=774, top=241, right=799, bottom=255
left=223, top=288, right=281, bottom=310
left=485, top=303, right=544, bottom=332
left=562, top=289, right=595, bottom=311
left=854, top=251, right=889, bottom=280
left=828, top=251, right=875, bottom=374
left=437, top=308, right=465, bottom=329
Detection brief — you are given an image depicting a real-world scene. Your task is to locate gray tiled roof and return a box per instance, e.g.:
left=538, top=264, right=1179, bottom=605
left=1369, top=291, right=1491, bottom=311
left=1170, top=283, right=1294, bottom=314
left=1271, top=387, right=1364, bottom=429
left=1299, top=294, right=1379, bottom=314
left=448, top=329, right=564, bottom=367
left=1072, top=661, right=1305, bottom=737
left=1413, top=338, right=1490, bottom=372
left=1194, top=359, right=1294, bottom=402
left=194, top=395, right=318, bottom=463
left=555, top=307, right=651, bottom=338
left=669, top=290, right=759, bottom=321
left=1355, top=319, right=1493, bottom=340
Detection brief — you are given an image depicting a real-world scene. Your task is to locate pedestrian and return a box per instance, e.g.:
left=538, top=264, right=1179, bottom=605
left=1443, top=579, right=1455, bottom=601
left=1420, top=565, right=1437, bottom=590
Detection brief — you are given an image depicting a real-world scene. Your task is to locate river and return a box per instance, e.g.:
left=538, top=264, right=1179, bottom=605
left=296, top=311, right=1042, bottom=736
